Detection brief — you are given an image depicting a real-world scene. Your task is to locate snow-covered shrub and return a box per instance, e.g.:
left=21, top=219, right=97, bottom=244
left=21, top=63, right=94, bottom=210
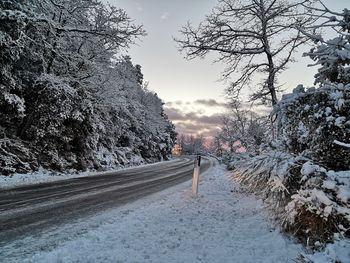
left=18, top=75, right=94, bottom=171
left=275, top=83, right=350, bottom=171
left=234, top=151, right=305, bottom=210
left=233, top=84, right=350, bottom=247
left=231, top=3, right=350, bottom=251
left=224, top=152, right=254, bottom=170
left=233, top=83, right=350, bottom=247
left=233, top=150, right=350, bottom=247
left=0, top=138, right=38, bottom=175
left=284, top=162, right=350, bottom=247
left=0, top=91, right=26, bottom=128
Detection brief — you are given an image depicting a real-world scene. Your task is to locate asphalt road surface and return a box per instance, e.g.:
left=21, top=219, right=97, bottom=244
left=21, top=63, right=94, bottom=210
left=0, top=157, right=212, bottom=244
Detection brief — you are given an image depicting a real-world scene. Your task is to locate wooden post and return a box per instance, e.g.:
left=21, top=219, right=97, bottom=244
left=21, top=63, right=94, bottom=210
left=192, top=155, right=201, bottom=194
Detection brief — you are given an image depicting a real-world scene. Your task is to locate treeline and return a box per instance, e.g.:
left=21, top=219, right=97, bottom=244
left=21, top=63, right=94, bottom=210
left=0, top=0, right=176, bottom=175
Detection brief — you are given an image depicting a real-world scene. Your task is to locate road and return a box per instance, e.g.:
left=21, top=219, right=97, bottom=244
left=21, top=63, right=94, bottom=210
left=0, top=157, right=211, bottom=244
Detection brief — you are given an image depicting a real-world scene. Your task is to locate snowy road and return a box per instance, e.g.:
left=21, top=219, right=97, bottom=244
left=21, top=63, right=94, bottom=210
left=0, top=157, right=210, bottom=244
left=0, top=159, right=305, bottom=263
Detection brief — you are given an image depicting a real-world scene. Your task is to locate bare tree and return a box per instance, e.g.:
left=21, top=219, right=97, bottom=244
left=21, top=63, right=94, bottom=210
left=176, top=0, right=315, bottom=106
left=209, top=136, right=225, bottom=157
left=218, top=101, right=268, bottom=153
left=178, top=134, right=207, bottom=155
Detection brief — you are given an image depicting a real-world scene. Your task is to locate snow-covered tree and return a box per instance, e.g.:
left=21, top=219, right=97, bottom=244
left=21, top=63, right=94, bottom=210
left=300, top=3, right=350, bottom=84
left=209, top=136, right=225, bottom=157
left=0, top=0, right=175, bottom=174
left=178, top=134, right=207, bottom=155
left=176, top=0, right=315, bottom=105
left=218, top=101, right=268, bottom=153
left=225, top=1, right=350, bottom=248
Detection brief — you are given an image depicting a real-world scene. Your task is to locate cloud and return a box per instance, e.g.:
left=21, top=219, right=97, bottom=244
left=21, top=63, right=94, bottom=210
left=164, top=107, right=223, bottom=138
left=194, top=99, right=227, bottom=108
left=160, top=11, right=170, bottom=20
left=164, top=98, right=271, bottom=140
left=164, top=107, right=187, bottom=121
left=196, top=114, right=222, bottom=125
left=167, top=99, right=227, bottom=108
left=165, top=101, right=183, bottom=107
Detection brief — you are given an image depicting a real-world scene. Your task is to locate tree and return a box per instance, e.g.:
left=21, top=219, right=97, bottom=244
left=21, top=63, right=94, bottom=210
left=176, top=0, right=315, bottom=105
left=178, top=134, right=207, bottom=155
left=299, top=2, right=350, bottom=84
left=0, top=0, right=176, bottom=174
left=209, top=135, right=225, bottom=157
left=217, top=101, right=268, bottom=153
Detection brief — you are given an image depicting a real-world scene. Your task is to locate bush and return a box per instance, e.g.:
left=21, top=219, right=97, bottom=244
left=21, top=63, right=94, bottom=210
left=232, top=84, right=350, bottom=248
left=275, top=83, right=350, bottom=171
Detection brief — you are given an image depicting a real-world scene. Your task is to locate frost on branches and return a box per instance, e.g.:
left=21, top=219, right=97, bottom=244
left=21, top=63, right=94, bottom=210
left=276, top=83, right=350, bottom=171
left=303, top=7, right=350, bottom=85
left=233, top=84, right=350, bottom=248
left=231, top=3, right=350, bottom=249
left=0, top=1, right=175, bottom=175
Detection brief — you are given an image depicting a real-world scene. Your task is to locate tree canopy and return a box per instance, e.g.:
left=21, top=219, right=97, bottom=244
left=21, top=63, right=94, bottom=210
left=176, top=0, right=316, bottom=105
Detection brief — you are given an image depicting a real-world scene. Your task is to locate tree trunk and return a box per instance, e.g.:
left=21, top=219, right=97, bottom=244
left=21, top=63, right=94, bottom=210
left=266, top=50, right=278, bottom=106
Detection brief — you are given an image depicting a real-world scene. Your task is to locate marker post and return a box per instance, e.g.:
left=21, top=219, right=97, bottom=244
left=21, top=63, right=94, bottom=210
left=192, top=155, right=201, bottom=195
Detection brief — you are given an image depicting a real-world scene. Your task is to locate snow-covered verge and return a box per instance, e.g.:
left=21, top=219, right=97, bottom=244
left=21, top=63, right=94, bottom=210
left=233, top=151, right=350, bottom=245
left=231, top=83, right=350, bottom=252
left=300, top=238, right=350, bottom=263
left=1, top=162, right=308, bottom=263
left=230, top=6, right=350, bottom=253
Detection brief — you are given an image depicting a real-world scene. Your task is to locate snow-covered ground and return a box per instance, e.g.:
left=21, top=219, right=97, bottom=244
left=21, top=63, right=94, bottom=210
left=2, top=161, right=349, bottom=262
left=2, top=161, right=308, bottom=263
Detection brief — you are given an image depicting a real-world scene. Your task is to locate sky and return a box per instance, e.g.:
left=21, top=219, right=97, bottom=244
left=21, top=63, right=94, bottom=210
left=103, top=0, right=349, bottom=140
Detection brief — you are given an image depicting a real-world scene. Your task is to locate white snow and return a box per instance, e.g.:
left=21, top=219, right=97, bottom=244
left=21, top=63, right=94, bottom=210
left=334, top=140, right=350, bottom=148
left=322, top=180, right=336, bottom=190
left=4, top=92, right=26, bottom=116
left=302, top=238, right=350, bottom=263
left=334, top=117, right=346, bottom=127
left=1, top=162, right=304, bottom=263
left=337, top=186, right=350, bottom=203
left=301, top=161, right=326, bottom=176
left=310, top=188, right=333, bottom=206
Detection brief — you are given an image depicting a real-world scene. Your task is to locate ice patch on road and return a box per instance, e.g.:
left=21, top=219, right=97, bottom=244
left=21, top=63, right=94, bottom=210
left=1, top=162, right=304, bottom=263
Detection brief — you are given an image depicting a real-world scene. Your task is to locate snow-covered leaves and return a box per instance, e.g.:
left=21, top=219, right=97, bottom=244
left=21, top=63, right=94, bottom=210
left=302, top=6, right=350, bottom=84
left=0, top=1, right=175, bottom=174
left=284, top=162, right=350, bottom=247
left=275, top=83, right=350, bottom=171
left=231, top=83, right=350, bottom=247
left=232, top=150, right=350, bottom=247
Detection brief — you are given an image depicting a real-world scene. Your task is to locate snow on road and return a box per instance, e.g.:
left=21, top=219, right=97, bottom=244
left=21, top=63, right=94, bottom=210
left=2, top=162, right=303, bottom=263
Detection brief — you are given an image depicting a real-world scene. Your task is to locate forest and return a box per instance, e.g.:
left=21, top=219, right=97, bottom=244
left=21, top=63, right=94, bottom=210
left=0, top=0, right=176, bottom=175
